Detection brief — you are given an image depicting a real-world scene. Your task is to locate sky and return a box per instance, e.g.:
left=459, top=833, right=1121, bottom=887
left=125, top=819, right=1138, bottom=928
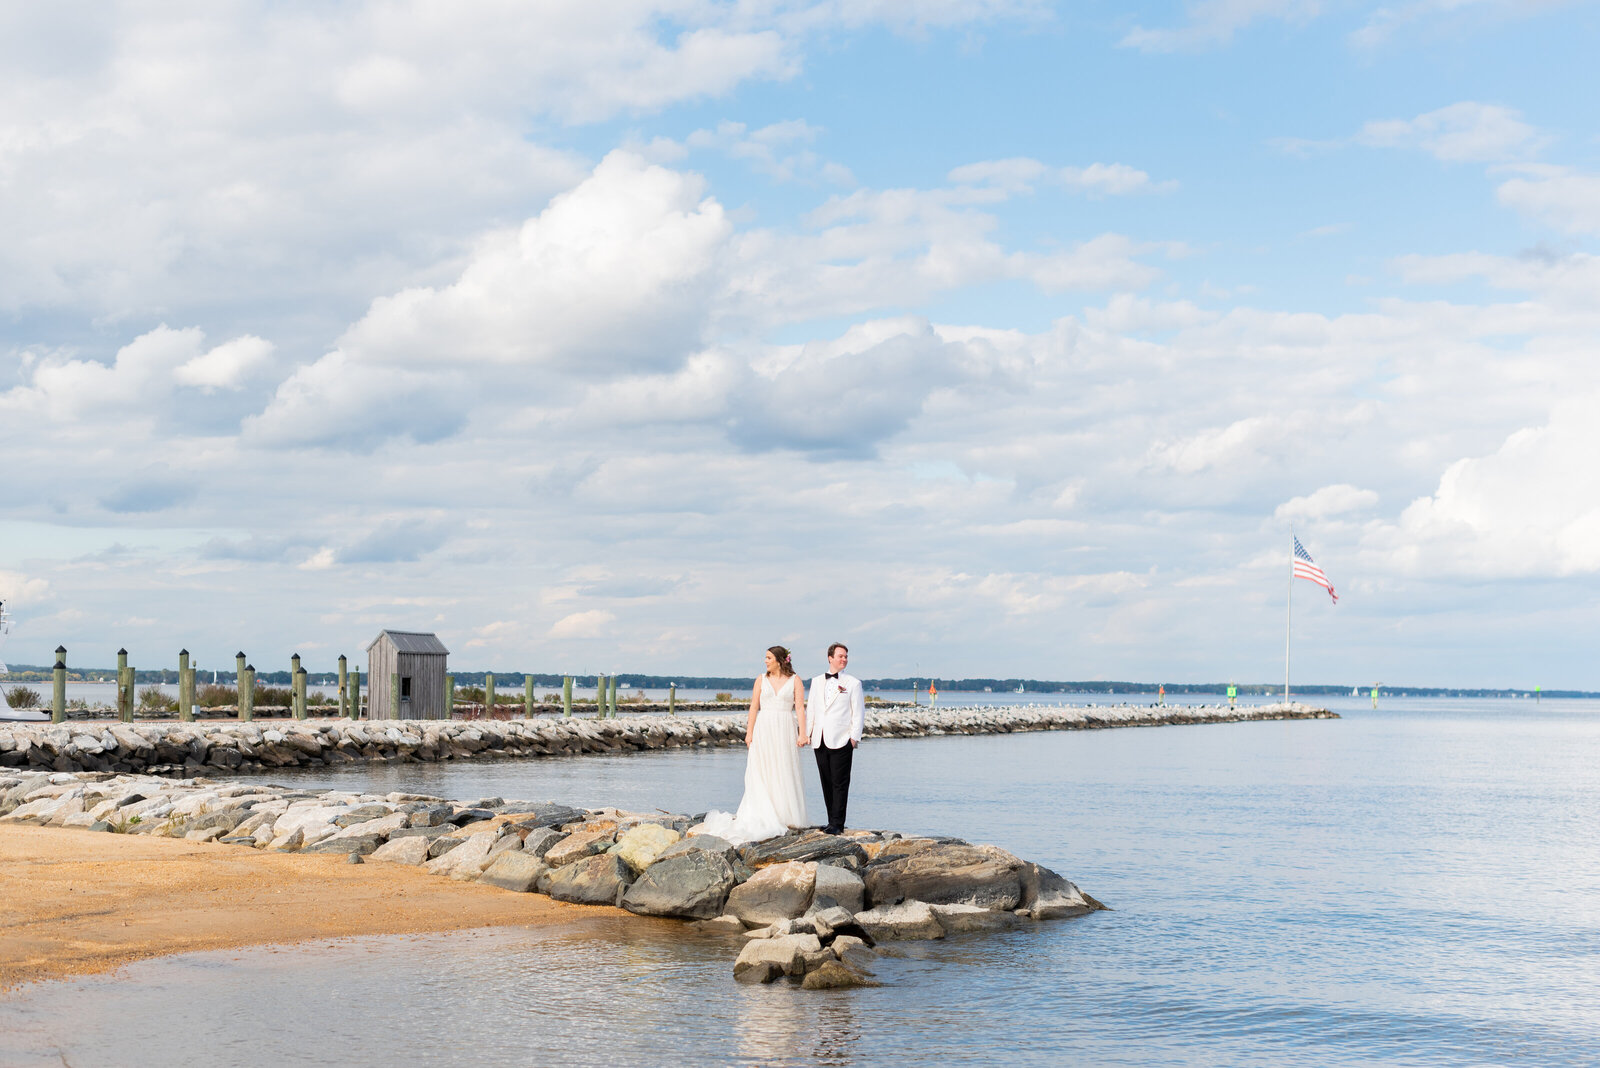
left=2, top=1, right=1597, bottom=686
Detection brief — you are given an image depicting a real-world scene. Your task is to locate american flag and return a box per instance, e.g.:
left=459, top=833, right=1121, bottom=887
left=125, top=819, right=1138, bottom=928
left=1293, top=536, right=1338, bottom=603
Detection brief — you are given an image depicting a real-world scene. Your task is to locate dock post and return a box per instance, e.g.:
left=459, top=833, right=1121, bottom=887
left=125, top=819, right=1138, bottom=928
left=235, top=652, right=247, bottom=719
left=240, top=665, right=255, bottom=722
left=445, top=674, right=455, bottom=719
left=178, top=650, right=192, bottom=722
left=668, top=683, right=676, bottom=716
left=116, top=649, right=131, bottom=721
left=562, top=676, right=572, bottom=717
left=52, top=647, right=67, bottom=723
left=350, top=668, right=360, bottom=720
left=524, top=676, right=534, bottom=719
left=294, top=666, right=307, bottom=720
left=338, top=655, right=348, bottom=717
left=391, top=672, right=401, bottom=720
left=484, top=673, right=495, bottom=719
left=594, top=674, right=605, bottom=719
left=609, top=675, right=619, bottom=718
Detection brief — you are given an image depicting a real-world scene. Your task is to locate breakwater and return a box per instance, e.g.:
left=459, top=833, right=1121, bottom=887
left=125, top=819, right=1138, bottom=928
left=0, top=703, right=1336, bottom=776
left=0, top=770, right=1104, bottom=988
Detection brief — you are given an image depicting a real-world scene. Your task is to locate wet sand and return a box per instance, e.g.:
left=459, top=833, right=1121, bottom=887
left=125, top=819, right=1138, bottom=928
left=0, top=824, right=585, bottom=990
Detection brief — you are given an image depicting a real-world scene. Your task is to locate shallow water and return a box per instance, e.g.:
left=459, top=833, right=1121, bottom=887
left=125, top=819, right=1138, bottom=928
left=4, top=697, right=1598, bottom=1067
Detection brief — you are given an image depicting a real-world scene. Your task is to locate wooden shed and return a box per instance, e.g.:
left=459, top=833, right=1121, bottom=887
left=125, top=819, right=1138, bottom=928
left=366, top=630, right=449, bottom=720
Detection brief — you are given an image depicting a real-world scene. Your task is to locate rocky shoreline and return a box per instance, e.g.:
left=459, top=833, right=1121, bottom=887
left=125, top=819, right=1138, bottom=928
left=1, top=770, right=1105, bottom=989
left=0, top=703, right=1335, bottom=776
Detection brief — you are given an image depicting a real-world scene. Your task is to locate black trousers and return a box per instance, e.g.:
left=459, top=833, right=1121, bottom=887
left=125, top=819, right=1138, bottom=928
left=814, top=741, right=854, bottom=831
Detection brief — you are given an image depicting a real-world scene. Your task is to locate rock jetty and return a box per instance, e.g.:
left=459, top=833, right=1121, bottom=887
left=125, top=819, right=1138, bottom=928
left=0, top=703, right=1335, bottom=776
left=0, top=770, right=1106, bottom=988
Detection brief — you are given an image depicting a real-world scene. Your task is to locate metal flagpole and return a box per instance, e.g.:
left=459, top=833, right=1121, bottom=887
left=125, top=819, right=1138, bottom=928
left=1284, top=530, right=1294, bottom=707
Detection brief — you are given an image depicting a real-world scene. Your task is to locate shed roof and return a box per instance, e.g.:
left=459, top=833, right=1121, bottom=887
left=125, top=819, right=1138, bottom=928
left=366, top=630, right=450, bottom=655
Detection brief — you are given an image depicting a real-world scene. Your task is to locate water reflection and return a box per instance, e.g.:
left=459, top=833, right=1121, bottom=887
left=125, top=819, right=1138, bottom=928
left=735, top=984, right=862, bottom=1065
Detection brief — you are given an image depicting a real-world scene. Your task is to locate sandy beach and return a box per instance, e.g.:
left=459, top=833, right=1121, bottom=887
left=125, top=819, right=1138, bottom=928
left=0, top=824, right=585, bottom=990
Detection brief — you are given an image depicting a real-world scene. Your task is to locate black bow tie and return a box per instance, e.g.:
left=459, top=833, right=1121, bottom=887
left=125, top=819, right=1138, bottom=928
left=826, top=672, right=839, bottom=680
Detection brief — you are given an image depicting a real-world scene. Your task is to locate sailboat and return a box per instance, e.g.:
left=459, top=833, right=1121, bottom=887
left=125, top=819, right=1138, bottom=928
left=0, top=599, right=10, bottom=676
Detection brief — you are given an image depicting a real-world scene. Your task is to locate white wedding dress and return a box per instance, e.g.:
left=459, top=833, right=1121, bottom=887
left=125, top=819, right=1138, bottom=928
left=699, top=674, right=808, bottom=844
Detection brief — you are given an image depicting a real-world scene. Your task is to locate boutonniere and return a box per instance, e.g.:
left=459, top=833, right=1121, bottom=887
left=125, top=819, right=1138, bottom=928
left=834, top=684, right=846, bottom=696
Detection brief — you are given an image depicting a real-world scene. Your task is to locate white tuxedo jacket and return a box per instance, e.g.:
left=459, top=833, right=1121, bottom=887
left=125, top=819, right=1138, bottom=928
left=808, top=672, right=865, bottom=749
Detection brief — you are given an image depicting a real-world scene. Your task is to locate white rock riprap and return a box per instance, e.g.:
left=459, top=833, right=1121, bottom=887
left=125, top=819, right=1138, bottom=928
left=0, top=770, right=1109, bottom=989
left=0, top=704, right=1335, bottom=776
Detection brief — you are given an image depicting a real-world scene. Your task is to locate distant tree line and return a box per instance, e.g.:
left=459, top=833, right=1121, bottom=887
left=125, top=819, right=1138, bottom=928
left=3, top=664, right=1592, bottom=699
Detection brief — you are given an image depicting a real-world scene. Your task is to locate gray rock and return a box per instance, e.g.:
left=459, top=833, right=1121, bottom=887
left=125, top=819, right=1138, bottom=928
left=855, top=901, right=946, bottom=941
left=369, top=836, right=431, bottom=865
left=510, top=803, right=586, bottom=829
left=657, top=834, right=738, bottom=865
left=689, top=914, right=746, bottom=934
left=622, top=851, right=737, bottom=919
left=520, top=826, right=563, bottom=859
left=479, top=851, right=547, bottom=892
left=725, top=861, right=815, bottom=926
left=87, top=819, right=112, bottom=833
left=405, top=803, right=456, bottom=827
left=810, top=905, right=856, bottom=939
left=801, top=959, right=879, bottom=989
left=346, top=852, right=363, bottom=864
left=732, top=933, right=822, bottom=980
left=546, top=852, right=634, bottom=906
left=863, top=844, right=1025, bottom=911
left=742, top=831, right=868, bottom=870
left=1018, top=862, right=1101, bottom=919
left=930, top=902, right=1023, bottom=934
left=332, top=804, right=392, bottom=827
left=450, top=807, right=496, bottom=825
left=812, top=863, right=866, bottom=914
left=302, top=833, right=383, bottom=855
left=427, top=836, right=466, bottom=859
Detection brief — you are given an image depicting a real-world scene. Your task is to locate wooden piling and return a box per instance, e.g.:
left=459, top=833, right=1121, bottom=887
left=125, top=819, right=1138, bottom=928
left=562, top=676, right=572, bottom=717
left=178, top=650, right=192, bottom=723
left=51, top=647, right=66, bottom=724
left=390, top=672, right=401, bottom=719
left=668, top=683, right=676, bottom=716
left=609, top=675, right=619, bottom=719
left=485, top=673, right=496, bottom=719
left=594, top=674, right=606, bottom=719
left=235, top=652, right=247, bottom=718
left=350, top=668, right=360, bottom=720
left=524, top=676, right=534, bottom=719
left=294, top=666, right=307, bottom=720
left=338, top=655, right=348, bottom=718
left=240, top=665, right=255, bottom=722
left=445, top=674, right=455, bottom=719
left=116, top=649, right=130, bottom=722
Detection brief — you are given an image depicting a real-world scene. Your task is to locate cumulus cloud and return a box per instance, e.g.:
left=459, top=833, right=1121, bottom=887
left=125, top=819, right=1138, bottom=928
left=1370, top=397, right=1600, bottom=577
left=1495, top=166, right=1600, bottom=235
left=948, top=158, right=1175, bottom=196
left=1275, top=484, right=1379, bottom=521
left=1356, top=102, right=1545, bottom=163
left=1121, top=0, right=1319, bottom=53
left=0, top=325, right=277, bottom=422
left=548, top=610, right=616, bottom=639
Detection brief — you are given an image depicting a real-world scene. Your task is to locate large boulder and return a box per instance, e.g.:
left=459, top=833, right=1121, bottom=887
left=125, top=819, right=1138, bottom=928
left=657, top=834, right=737, bottom=865
left=863, top=844, right=1024, bottom=911
left=543, top=828, right=614, bottom=868
left=614, top=823, right=682, bottom=874
left=546, top=853, right=634, bottom=906
left=732, top=933, right=822, bottom=982
left=855, top=901, right=946, bottom=941
left=801, top=960, right=879, bottom=989
left=479, top=851, right=547, bottom=893
left=369, top=836, right=431, bottom=865
left=742, top=831, right=868, bottom=870
left=424, top=831, right=497, bottom=878
left=812, top=863, right=865, bottom=913
left=520, top=826, right=564, bottom=860
left=930, top=902, right=1022, bottom=934
left=726, top=861, right=815, bottom=926
left=1018, top=862, right=1100, bottom=919
left=621, top=850, right=737, bottom=919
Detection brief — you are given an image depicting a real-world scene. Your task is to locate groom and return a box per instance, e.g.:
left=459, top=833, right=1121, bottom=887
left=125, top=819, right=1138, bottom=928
left=808, top=642, right=865, bottom=835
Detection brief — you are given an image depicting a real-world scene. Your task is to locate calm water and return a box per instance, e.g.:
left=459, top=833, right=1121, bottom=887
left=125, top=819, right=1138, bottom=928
left=3, top=697, right=1598, bottom=1067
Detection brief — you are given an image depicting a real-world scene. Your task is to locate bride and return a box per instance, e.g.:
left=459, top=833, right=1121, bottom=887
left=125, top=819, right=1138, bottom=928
left=698, top=646, right=811, bottom=844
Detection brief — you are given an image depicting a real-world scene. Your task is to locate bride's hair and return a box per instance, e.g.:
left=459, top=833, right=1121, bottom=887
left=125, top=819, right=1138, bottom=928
left=767, top=646, right=796, bottom=678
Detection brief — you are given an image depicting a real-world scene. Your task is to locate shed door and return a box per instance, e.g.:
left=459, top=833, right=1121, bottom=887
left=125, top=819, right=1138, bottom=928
left=400, top=675, right=412, bottom=707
